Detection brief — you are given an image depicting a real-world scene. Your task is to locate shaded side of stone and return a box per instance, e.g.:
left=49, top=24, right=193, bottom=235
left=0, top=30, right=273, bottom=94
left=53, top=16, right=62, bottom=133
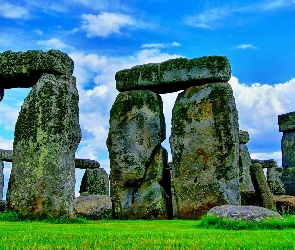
left=116, top=56, right=231, bottom=94
left=278, top=111, right=295, bottom=132
left=0, top=89, right=3, bottom=102
left=282, top=165, right=295, bottom=196
left=0, top=149, right=13, bottom=162
left=0, top=200, right=6, bottom=212
left=274, top=195, right=295, bottom=214
left=0, top=50, right=74, bottom=89
left=7, top=73, right=81, bottom=217
left=251, top=159, right=278, bottom=168
left=239, top=144, right=254, bottom=191
left=0, top=160, right=3, bottom=200
left=267, top=167, right=285, bottom=195
left=170, top=82, right=240, bottom=219
left=250, top=163, right=276, bottom=210
left=240, top=191, right=260, bottom=206
left=75, top=159, right=100, bottom=169
left=80, top=168, right=109, bottom=195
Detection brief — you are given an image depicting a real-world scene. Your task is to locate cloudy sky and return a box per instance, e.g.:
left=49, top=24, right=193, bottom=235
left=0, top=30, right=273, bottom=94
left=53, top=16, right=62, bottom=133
left=0, top=0, right=295, bottom=198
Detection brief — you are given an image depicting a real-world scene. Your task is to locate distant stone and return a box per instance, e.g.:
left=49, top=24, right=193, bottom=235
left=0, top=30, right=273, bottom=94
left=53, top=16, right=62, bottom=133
left=7, top=73, right=81, bottom=217
left=238, top=130, right=250, bottom=144
left=116, top=56, right=231, bottom=94
left=75, top=159, right=100, bottom=169
left=80, top=168, right=109, bottom=195
left=267, top=167, right=285, bottom=195
left=74, top=194, right=112, bottom=220
left=0, top=149, right=13, bottom=162
left=274, top=195, right=295, bottom=214
left=0, top=160, right=3, bottom=200
left=251, top=159, right=278, bottom=168
left=278, top=111, right=295, bottom=132
left=207, top=205, right=283, bottom=222
left=170, top=82, right=240, bottom=219
left=0, top=50, right=74, bottom=89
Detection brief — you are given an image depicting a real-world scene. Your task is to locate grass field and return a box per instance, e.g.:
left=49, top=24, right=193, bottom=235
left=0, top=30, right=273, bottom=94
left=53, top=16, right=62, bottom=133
left=1, top=215, right=295, bottom=250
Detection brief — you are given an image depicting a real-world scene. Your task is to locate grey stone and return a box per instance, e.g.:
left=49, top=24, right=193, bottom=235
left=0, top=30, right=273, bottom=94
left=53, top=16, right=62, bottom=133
left=238, top=130, right=250, bottom=144
left=267, top=167, right=285, bottom=195
left=7, top=73, right=81, bottom=217
left=0, top=149, right=13, bottom=162
left=0, top=50, right=74, bottom=90
left=107, top=90, right=171, bottom=219
left=74, top=194, right=112, bottom=220
left=250, top=163, right=276, bottom=210
left=80, top=168, right=109, bottom=195
left=282, top=165, right=295, bottom=196
left=207, top=205, right=283, bottom=222
left=0, top=160, right=3, bottom=200
left=278, top=111, right=295, bottom=132
left=75, top=159, right=100, bottom=169
left=116, top=56, right=231, bottom=94
left=239, top=144, right=255, bottom=191
left=170, top=82, right=240, bottom=219
left=273, top=195, right=295, bottom=214
left=251, top=159, right=278, bottom=168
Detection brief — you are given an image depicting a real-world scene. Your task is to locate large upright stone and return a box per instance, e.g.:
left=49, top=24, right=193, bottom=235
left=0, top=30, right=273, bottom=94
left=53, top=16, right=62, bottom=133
left=267, top=167, right=285, bottom=195
left=107, top=90, right=171, bottom=219
left=238, top=131, right=254, bottom=191
left=116, top=56, right=231, bottom=94
left=80, top=168, right=109, bottom=195
left=7, top=73, right=81, bottom=217
left=278, top=111, right=295, bottom=196
left=170, top=82, right=240, bottom=219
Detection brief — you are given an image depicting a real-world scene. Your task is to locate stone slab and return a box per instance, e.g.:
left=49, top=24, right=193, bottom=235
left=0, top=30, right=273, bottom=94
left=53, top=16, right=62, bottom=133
left=278, top=111, right=295, bottom=132
left=251, top=159, right=278, bottom=168
left=239, top=130, right=250, bottom=144
left=0, top=50, right=74, bottom=89
left=75, top=159, right=100, bottom=169
left=116, top=56, right=231, bottom=94
left=0, top=149, right=12, bottom=162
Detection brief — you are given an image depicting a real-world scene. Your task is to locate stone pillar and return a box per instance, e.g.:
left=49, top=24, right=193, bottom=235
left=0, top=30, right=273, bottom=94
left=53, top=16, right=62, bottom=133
left=7, top=74, right=81, bottom=217
left=107, top=90, right=171, bottom=219
left=278, top=111, right=295, bottom=196
left=80, top=168, right=109, bottom=196
left=170, top=82, right=240, bottom=219
left=0, top=160, right=3, bottom=200
left=238, top=131, right=254, bottom=191
left=267, top=167, right=285, bottom=195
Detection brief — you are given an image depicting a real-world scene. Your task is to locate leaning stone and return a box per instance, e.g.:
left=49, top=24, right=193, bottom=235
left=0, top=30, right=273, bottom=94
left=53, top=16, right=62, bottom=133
left=80, top=168, right=109, bottom=195
left=0, top=160, right=3, bottom=200
left=7, top=73, right=81, bottom=217
left=75, top=159, right=100, bottom=169
left=116, top=56, right=231, bottom=94
left=170, top=82, right=240, bottom=219
left=74, top=194, right=112, bottom=220
left=273, top=195, right=295, bottom=214
left=0, top=50, right=74, bottom=89
left=251, top=159, right=278, bottom=168
left=250, top=163, right=276, bottom=210
left=238, top=130, right=250, bottom=144
left=207, top=205, right=283, bottom=222
left=278, top=111, right=295, bottom=132
left=0, top=149, right=13, bottom=162
left=267, top=167, right=285, bottom=195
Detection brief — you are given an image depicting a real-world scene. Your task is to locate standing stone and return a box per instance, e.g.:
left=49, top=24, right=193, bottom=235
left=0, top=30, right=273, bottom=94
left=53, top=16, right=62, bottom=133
left=267, top=167, right=285, bottom=195
left=7, top=73, right=81, bottom=217
left=250, top=163, right=276, bottom=210
left=170, top=82, right=240, bottom=219
left=278, top=111, right=295, bottom=196
left=107, top=90, right=171, bottom=219
left=0, top=160, right=3, bottom=200
left=80, top=168, right=109, bottom=196
left=238, top=131, right=254, bottom=191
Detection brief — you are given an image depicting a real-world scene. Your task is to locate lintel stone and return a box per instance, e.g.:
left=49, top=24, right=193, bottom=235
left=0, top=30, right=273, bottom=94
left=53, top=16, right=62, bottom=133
left=74, top=159, right=100, bottom=169
left=251, top=159, right=278, bottom=168
left=278, top=111, right=295, bottom=132
left=116, top=56, right=231, bottom=94
left=0, top=149, right=13, bottom=162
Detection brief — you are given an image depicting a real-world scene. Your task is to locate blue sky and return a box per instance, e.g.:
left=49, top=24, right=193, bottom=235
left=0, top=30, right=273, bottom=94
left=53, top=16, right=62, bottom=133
left=0, top=0, right=295, bottom=198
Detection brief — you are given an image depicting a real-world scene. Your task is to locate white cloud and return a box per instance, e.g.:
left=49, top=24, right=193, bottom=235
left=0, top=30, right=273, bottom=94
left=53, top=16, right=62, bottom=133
left=81, top=12, right=137, bottom=37
left=37, top=38, right=75, bottom=52
left=141, top=42, right=181, bottom=49
left=261, top=0, right=293, bottom=11
left=35, top=29, right=43, bottom=36
left=0, top=136, right=13, bottom=150
left=0, top=3, right=29, bottom=19
left=233, top=44, right=258, bottom=50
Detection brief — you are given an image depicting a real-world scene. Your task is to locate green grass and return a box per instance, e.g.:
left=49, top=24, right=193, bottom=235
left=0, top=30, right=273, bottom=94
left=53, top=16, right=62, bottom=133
left=1, top=214, right=295, bottom=249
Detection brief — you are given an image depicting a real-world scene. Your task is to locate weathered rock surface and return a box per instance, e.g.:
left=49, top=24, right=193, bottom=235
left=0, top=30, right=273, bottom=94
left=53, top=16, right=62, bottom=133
left=74, top=194, right=112, bottom=220
left=7, top=73, right=81, bottom=217
left=207, top=205, right=283, bottom=222
left=250, top=163, right=276, bottom=210
left=75, top=159, right=100, bottom=169
left=0, top=160, right=3, bottom=200
left=107, top=90, right=171, bottom=219
left=116, top=56, right=231, bottom=94
left=238, top=131, right=254, bottom=191
left=278, top=111, right=295, bottom=132
left=0, top=149, right=13, bottom=162
left=251, top=159, right=278, bottom=168
left=80, top=168, right=109, bottom=195
left=274, top=195, right=295, bottom=214
left=0, top=50, right=74, bottom=89
left=267, top=167, right=285, bottom=195
left=170, top=82, right=240, bottom=219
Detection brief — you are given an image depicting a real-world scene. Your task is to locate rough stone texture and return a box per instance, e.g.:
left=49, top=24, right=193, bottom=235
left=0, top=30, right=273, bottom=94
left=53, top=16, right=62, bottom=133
left=170, top=82, right=240, bottom=219
left=107, top=90, right=171, bottom=219
left=75, top=159, right=100, bottom=169
left=251, top=159, right=278, bottom=168
left=238, top=130, right=250, bottom=144
left=0, top=160, right=3, bottom=200
left=0, top=200, right=6, bottom=212
left=267, top=167, right=285, bottom=195
left=0, top=149, right=13, bottom=162
left=240, top=191, right=260, bottom=206
left=207, top=205, right=283, bottom=222
left=74, top=194, right=112, bottom=220
left=7, top=73, right=81, bottom=217
left=250, top=163, right=276, bottom=210
left=278, top=111, right=295, bottom=132
left=80, top=168, right=109, bottom=195
left=274, top=195, right=295, bottom=214
left=116, top=56, right=231, bottom=94
left=0, top=50, right=74, bottom=90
